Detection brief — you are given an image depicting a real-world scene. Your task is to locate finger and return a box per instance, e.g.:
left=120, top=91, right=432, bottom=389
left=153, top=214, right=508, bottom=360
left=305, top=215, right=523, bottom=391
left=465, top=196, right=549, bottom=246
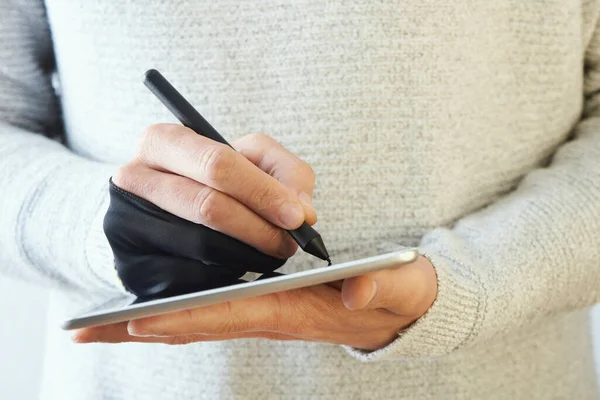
left=131, top=284, right=405, bottom=350
left=341, top=256, right=437, bottom=316
left=136, top=124, right=306, bottom=230
left=112, top=162, right=298, bottom=258
left=72, top=322, right=298, bottom=344
left=233, top=134, right=317, bottom=225
left=128, top=285, right=346, bottom=338
left=127, top=292, right=289, bottom=337
left=162, top=331, right=301, bottom=345
left=73, top=320, right=389, bottom=350
left=72, top=322, right=167, bottom=344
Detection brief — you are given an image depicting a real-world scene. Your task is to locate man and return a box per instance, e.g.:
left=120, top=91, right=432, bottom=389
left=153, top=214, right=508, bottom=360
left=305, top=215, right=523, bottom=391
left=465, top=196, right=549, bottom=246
left=1, top=0, right=599, bottom=399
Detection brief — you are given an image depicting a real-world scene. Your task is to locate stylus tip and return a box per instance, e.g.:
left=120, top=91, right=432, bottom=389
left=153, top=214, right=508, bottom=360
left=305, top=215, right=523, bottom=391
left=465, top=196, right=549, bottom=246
left=326, top=258, right=332, bottom=266
left=302, top=235, right=330, bottom=262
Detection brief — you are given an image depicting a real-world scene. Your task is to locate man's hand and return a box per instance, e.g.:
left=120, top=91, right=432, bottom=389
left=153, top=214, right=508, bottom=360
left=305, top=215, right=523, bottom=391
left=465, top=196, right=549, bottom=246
left=112, top=125, right=317, bottom=259
left=74, top=256, right=437, bottom=350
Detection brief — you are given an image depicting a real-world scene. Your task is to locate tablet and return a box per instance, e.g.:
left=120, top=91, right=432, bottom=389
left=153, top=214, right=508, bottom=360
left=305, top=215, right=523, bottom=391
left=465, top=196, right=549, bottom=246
left=61, top=248, right=419, bottom=330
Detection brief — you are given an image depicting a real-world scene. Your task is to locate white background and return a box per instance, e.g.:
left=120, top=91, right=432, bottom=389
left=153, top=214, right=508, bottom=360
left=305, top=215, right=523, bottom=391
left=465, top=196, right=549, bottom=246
left=0, top=276, right=599, bottom=399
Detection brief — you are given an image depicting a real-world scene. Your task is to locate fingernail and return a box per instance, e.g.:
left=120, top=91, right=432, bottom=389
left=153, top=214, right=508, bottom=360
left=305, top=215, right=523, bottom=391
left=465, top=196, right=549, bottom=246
left=365, top=280, right=378, bottom=306
left=128, top=323, right=152, bottom=337
left=71, top=333, right=88, bottom=343
left=278, top=201, right=304, bottom=228
left=298, top=192, right=315, bottom=214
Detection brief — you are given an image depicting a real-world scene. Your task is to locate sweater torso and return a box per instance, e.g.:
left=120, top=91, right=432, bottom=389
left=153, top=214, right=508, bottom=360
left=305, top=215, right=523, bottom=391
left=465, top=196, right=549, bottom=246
left=36, top=0, right=598, bottom=398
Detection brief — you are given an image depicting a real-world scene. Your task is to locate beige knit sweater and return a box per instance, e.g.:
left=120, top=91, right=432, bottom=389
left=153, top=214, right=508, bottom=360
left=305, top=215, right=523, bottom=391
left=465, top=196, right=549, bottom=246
left=1, top=0, right=599, bottom=398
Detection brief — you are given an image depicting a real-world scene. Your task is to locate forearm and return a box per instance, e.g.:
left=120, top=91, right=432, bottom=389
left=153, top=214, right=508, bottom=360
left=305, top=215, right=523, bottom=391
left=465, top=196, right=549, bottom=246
left=0, top=122, right=123, bottom=294
left=345, top=113, right=600, bottom=362
left=426, top=120, right=600, bottom=327
left=0, top=0, right=126, bottom=295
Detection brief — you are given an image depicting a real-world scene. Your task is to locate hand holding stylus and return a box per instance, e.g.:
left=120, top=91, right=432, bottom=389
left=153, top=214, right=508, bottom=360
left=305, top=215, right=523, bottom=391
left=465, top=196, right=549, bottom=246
left=112, top=128, right=317, bottom=261
left=102, top=70, right=329, bottom=299
left=142, top=69, right=330, bottom=263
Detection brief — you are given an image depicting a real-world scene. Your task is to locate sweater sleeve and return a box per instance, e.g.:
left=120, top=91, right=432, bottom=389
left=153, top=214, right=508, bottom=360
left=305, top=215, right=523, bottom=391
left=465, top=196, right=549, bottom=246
left=346, top=14, right=600, bottom=362
left=0, top=0, right=124, bottom=295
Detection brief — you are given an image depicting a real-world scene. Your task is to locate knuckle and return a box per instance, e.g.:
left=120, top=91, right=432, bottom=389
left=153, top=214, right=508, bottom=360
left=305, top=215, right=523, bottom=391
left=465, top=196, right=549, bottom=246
left=112, top=163, right=147, bottom=196
left=112, top=164, right=135, bottom=190
left=137, top=124, right=163, bottom=160
left=191, top=187, right=223, bottom=225
left=303, top=162, right=316, bottom=183
left=266, top=293, right=287, bottom=332
left=285, top=157, right=315, bottom=187
left=196, top=145, right=237, bottom=183
left=248, top=184, right=284, bottom=212
left=247, top=133, right=273, bottom=144
left=212, top=302, right=243, bottom=334
left=213, top=319, right=237, bottom=335
left=137, top=123, right=184, bottom=163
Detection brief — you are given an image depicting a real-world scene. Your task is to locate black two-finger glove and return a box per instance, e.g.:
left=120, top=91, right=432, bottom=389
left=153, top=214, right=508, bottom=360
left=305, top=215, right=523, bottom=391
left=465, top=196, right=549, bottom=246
left=103, top=179, right=287, bottom=300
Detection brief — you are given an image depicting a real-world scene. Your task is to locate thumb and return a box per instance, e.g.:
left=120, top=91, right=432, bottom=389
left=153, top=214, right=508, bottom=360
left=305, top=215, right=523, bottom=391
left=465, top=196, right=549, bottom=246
left=341, top=256, right=438, bottom=317
left=233, top=133, right=317, bottom=224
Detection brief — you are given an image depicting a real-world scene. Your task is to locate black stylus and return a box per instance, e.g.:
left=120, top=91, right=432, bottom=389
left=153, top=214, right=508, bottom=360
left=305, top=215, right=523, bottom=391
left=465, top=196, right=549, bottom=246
left=143, top=69, right=331, bottom=265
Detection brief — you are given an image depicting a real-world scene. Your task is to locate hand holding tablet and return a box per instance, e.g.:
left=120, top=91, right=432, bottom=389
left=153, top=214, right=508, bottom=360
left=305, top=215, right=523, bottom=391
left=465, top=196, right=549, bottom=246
left=67, top=249, right=439, bottom=351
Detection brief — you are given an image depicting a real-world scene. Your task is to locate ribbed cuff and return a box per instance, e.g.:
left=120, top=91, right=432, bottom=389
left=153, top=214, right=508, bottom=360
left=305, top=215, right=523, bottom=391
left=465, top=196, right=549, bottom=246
left=344, top=239, right=484, bottom=361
